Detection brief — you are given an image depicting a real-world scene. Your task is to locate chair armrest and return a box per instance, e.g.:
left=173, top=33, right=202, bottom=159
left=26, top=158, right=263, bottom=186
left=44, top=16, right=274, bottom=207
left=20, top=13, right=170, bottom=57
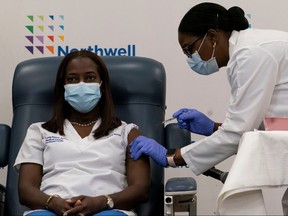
left=164, top=123, right=196, bottom=193
left=165, top=177, right=197, bottom=195
left=164, top=123, right=192, bottom=149
left=0, top=124, right=11, bottom=167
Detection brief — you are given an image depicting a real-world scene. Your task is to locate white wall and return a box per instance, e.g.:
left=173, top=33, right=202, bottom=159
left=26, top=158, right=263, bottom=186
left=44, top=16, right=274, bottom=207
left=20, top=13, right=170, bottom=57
left=1, top=0, right=288, bottom=214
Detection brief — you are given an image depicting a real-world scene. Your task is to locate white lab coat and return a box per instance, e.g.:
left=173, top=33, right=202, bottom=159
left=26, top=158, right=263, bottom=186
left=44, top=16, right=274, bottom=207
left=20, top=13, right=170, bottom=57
left=181, top=29, right=288, bottom=175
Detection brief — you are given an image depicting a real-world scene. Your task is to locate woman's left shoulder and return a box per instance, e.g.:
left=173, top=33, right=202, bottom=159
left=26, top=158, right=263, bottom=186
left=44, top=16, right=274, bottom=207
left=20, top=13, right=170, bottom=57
left=120, top=120, right=139, bottom=129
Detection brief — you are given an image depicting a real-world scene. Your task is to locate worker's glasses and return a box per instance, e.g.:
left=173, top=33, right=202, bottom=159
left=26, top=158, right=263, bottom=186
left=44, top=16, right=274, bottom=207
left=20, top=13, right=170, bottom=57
left=182, top=36, right=203, bottom=58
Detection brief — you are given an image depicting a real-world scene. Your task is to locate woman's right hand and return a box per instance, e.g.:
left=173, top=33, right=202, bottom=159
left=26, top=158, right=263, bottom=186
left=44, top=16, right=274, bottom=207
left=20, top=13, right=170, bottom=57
left=173, top=108, right=215, bottom=136
left=47, top=196, right=74, bottom=215
left=63, top=195, right=107, bottom=216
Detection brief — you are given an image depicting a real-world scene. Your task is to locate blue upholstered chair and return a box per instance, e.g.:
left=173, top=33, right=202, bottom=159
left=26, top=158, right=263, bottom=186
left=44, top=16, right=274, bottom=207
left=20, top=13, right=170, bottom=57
left=0, top=56, right=195, bottom=216
left=0, top=56, right=165, bottom=215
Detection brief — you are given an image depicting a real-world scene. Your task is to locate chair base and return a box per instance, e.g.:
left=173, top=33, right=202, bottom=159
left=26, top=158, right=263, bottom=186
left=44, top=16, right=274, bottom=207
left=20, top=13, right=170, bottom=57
left=164, top=177, right=197, bottom=216
left=165, top=194, right=197, bottom=216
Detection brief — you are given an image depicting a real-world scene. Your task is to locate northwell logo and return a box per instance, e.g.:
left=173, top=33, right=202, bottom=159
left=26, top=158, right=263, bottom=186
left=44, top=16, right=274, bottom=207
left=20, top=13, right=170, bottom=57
left=25, top=15, right=136, bottom=56
left=25, top=15, right=65, bottom=55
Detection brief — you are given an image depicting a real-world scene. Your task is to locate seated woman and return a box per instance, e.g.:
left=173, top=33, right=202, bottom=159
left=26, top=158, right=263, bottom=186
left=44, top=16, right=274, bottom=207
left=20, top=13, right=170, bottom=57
left=14, top=50, right=150, bottom=216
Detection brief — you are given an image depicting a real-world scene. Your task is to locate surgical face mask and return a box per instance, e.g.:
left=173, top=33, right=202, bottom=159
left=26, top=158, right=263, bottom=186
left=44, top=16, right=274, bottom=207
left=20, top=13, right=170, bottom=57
left=64, top=82, right=101, bottom=113
left=187, top=34, right=219, bottom=75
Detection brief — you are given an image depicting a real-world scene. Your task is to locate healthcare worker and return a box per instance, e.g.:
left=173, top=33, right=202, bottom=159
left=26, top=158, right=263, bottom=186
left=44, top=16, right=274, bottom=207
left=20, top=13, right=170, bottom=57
left=129, top=2, right=288, bottom=213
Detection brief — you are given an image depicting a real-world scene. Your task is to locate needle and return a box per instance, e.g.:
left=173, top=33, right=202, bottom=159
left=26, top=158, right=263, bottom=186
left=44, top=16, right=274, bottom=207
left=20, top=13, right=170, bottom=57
left=160, top=110, right=191, bottom=125
left=161, top=117, right=177, bottom=124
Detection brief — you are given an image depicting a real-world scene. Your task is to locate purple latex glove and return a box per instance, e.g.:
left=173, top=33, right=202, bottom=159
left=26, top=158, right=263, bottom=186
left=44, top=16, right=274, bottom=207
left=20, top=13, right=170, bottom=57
left=130, top=136, right=167, bottom=167
left=173, top=108, right=214, bottom=136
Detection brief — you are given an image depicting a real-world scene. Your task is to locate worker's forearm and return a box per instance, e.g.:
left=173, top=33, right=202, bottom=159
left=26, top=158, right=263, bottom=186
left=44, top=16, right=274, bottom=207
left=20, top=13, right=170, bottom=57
left=214, top=122, right=222, bottom=132
left=173, top=122, right=222, bottom=166
left=173, top=149, right=187, bottom=166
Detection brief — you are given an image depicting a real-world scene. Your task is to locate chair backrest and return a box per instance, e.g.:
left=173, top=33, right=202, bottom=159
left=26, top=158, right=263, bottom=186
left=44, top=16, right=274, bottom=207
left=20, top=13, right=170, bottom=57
left=4, top=56, right=166, bottom=216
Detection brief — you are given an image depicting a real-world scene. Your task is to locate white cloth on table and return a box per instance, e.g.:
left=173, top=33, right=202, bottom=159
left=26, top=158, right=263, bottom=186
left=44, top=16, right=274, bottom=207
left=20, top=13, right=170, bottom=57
left=217, top=130, right=288, bottom=215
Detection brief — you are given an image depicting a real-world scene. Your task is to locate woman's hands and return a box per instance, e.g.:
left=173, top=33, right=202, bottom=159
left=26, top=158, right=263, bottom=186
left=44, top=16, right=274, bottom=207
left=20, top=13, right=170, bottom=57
left=46, top=196, right=73, bottom=215
left=62, top=195, right=107, bottom=216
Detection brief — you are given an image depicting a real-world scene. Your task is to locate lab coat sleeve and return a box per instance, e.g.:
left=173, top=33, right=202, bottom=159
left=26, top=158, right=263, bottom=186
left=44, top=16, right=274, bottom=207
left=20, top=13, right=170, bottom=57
left=181, top=46, right=278, bottom=175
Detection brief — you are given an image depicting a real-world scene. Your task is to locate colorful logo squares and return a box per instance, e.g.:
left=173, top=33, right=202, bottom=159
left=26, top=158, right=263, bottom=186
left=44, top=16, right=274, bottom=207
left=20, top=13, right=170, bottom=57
left=25, top=15, right=65, bottom=55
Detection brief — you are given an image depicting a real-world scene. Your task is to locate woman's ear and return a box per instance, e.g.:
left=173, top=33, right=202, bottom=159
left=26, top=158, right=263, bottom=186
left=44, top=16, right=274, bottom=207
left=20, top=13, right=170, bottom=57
left=207, top=29, right=218, bottom=45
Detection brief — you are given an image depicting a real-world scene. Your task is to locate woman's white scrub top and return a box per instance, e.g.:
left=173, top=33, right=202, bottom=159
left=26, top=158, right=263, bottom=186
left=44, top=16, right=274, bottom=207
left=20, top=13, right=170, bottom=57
left=14, top=119, right=138, bottom=199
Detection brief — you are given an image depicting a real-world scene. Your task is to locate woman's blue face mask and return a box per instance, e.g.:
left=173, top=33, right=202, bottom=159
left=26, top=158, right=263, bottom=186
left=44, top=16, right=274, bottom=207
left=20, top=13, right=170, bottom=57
left=64, top=82, right=101, bottom=113
left=186, top=34, right=219, bottom=75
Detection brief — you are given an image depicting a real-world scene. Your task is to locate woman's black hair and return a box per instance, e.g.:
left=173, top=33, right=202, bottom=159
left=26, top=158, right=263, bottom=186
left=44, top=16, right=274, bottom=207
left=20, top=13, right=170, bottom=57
left=178, top=2, right=249, bottom=36
left=42, top=50, right=121, bottom=139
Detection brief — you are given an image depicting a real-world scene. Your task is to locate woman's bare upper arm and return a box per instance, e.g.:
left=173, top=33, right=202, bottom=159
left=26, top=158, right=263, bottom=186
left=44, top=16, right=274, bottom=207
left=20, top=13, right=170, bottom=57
left=126, top=128, right=150, bottom=186
left=19, top=163, right=43, bottom=188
